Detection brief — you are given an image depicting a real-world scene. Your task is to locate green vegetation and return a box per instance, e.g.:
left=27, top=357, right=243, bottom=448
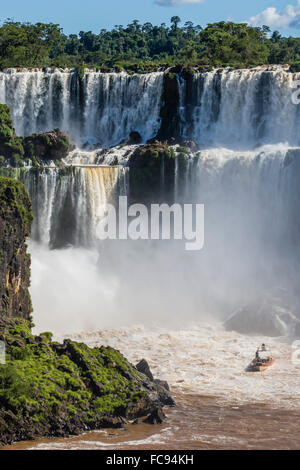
left=0, top=317, right=154, bottom=443
left=0, top=176, right=33, bottom=321
left=0, top=176, right=33, bottom=234
left=129, top=142, right=176, bottom=199
left=23, top=129, right=70, bottom=161
left=0, top=104, right=70, bottom=167
left=0, top=18, right=300, bottom=71
left=0, top=104, right=24, bottom=167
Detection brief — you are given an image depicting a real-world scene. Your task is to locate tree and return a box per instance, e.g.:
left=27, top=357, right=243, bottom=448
left=0, top=17, right=298, bottom=70
left=171, top=16, right=181, bottom=30
left=271, top=31, right=282, bottom=43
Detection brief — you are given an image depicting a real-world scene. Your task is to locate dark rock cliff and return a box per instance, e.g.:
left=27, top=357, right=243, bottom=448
left=0, top=104, right=71, bottom=167
left=0, top=177, right=33, bottom=320
left=127, top=141, right=176, bottom=203
left=156, top=69, right=181, bottom=142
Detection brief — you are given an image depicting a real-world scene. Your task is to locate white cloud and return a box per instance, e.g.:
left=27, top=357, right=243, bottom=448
left=248, top=1, right=300, bottom=30
left=154, top=0, right=205, bottom=7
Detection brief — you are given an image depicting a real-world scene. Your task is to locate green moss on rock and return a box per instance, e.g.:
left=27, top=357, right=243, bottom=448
left=128, top=142, right=176, bottom=201
left=24, top=129, right=71, bottom=161
left=0, top=105, right=24, bottom=166
left=0, top=176, right=33, bottom=234
left=0, top=104, right=72, bottom=167
left=0, top=177, right=33, bottom=321
left=0, top=317, right=168, bottom=446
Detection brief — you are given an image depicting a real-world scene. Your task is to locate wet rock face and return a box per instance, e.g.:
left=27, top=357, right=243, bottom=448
left=136, top=359, right=176, bottom=409
left=136, top=359, right=154, bottom=381
left=23, top=128, right=71, bottom=161
left=128, top=131, right=142, bottom=145
left=127, top=142, right=176, bottom=202
left=156, top=68, right=181, bottom=142
left=0, top=177, right=33, bottom=320
left=144, top=408, right=166, bottom=425
left=224, top=297, right=300, bottom=337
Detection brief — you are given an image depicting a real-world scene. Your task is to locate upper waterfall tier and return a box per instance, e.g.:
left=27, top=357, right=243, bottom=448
left=0, top=70, right=163, bottom=148
left=0, top=67, right=300, bottom=150
left=178, top=68, right=300, bottom=148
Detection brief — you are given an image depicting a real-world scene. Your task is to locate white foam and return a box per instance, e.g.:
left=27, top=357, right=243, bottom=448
left=66, top=323, right=300, bottom=409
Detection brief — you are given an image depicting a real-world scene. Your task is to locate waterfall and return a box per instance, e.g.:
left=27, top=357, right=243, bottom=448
left=1, top=67, right=300, bottom=149
left=0, top=69, right=163, bottom=147
left=1, top=67, right=300, bottom=303
left=178, top=68, right=300, bottom=148
left=1, top=166, right=128, bottom=248
left=1, top=67, right=299, bottom=333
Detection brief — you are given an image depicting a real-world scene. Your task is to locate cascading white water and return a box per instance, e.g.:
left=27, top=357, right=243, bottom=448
left=161, top=143, right=300, bottom=334
left=2, top=67, right=299, bottom=449
left=22, top=166, right=128, bottom=248
left=1, top=67, right=300, bottom=335
left=83, top=72, right=163, bottom=147
left=0, top=69, right=163, bottom=147
left=178, top=67, right=300, bottom=148
left=1, top=67, right=300, bottom=149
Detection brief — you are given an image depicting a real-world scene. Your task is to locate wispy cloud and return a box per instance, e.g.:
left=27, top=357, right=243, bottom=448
left=154, top=0, right=205, bottom=7
left=248, top=1, right=300, bottom=30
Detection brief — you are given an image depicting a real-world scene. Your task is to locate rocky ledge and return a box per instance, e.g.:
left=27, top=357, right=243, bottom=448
left=23, top=129, right=71, bottom=162
left=0, top=317, right=175, bottom=447
left=0, top=104, right=72, bottom=168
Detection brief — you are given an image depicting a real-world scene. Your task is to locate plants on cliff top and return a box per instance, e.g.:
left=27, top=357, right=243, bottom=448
left=76, top=64, right=86, bottom=81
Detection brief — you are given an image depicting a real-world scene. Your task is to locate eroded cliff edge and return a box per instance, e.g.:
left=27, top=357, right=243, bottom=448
left=0, top=177, right=33, bottom=320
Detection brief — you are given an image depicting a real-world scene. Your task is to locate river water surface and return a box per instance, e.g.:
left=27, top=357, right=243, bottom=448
left=5, top=324, right=300, bottom=450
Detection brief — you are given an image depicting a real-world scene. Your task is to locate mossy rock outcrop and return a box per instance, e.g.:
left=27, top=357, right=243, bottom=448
left=24, top=129, right=71, bottom=161
left=0, top=177, right=33, bottom=320
left=0, top=104, right=25, bottom=167
left=127, top=142, right=176, bottom=202
left=0, top=317, right=172, bottom=446
left=0, top=105, right=71, bottom=166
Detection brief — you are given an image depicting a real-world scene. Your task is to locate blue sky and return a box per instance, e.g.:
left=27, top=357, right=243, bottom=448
left=1, top=0, right=300, bottom=37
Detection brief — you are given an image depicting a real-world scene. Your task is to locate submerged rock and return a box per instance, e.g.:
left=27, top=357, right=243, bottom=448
left=224, top=298, right=300, bottom=337
left=154, top=381, right=176, bottom=407
left=144, top=408, right=166, bottom=425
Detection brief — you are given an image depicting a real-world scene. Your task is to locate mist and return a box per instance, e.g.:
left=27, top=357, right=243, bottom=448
left=30, top=145, right=300, bottom=336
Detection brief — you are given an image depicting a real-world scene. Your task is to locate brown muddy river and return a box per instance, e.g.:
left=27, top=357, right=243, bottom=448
left=5, top=323, right=300, bottom=450
left=5, top=392, right=300, bottom=450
